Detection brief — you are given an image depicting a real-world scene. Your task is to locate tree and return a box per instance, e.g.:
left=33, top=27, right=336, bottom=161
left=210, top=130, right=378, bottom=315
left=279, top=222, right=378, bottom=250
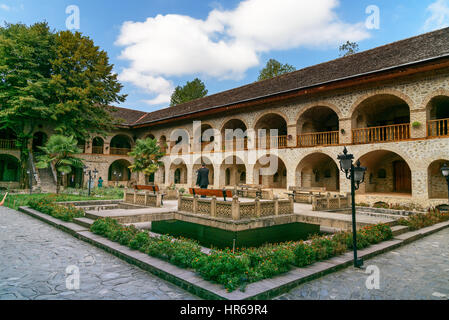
left=0, top=23, right=126, bottom=187
left=0, top=22, right=57, bottom=188
left=257, top=59, right=296, bottom=81
left=170, top=78, right=208, bottom=106
left=339, top=41, right=359, bottom=57
left=128, top=138, right=165, bottom=182
left=35, top=135, right=84, bottom=194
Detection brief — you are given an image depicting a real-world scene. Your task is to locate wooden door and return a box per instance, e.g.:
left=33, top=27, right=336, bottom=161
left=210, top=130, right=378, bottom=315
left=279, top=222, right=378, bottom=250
left=394, top=161, right=411, bottom=193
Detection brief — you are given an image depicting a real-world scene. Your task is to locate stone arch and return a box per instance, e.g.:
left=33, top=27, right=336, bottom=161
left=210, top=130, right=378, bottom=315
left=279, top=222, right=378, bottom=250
left=254, top=112, right=288, bottom=149
left=108, top=159, right=132, bottom=182
left=32, top=131, right=47, bottom=153
left=192, top=156, right=214, bottom=187
left=0, top=154, right=20, bottom=182
left=296, top=105, right=340, bottom=147
left=356, top=149, right=412, bottom=195
left=428, top=159, right=449, bottom=199
left=220, top=155, right=247, bottom=187
left=349, top=89, right=414, bottom=117
left=110, top=134, right=133, bottom=155
left=92, top=137, right=104, bottom=154
left=296, top=152, right=340, bottom=191
left=424, top=92, right=449, bottom=137
left=169, top=128, right=190, bottom=154
left=221, top=119, right=248, bottom=151
left=295, top=102, right=342, bottom=123
left=253, top=110, right=289, bottom=131
left=254, top=154, right=288, bottom=188
left=169, top=158, right=188, bottom=185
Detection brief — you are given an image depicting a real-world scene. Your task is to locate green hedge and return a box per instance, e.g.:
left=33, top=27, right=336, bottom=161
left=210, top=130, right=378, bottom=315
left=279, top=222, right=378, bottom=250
left=28, top=197, right=84, bottom=222
left=90, top=218, right=393, bottom=292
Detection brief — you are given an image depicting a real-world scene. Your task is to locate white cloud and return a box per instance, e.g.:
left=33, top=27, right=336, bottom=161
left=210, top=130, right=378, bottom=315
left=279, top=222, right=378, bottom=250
left=116, top=0, right=370, bottom=106
left=423, top=0, right=449, bottom=31
left=0, top=4, right=11, bottom=11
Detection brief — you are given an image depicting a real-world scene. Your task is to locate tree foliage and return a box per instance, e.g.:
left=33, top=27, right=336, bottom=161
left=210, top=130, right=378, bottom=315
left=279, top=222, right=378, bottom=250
left=257, top=59, right=296, bottom=81
left=128, top=138, right=165, bottom=177
left=0, top=22, right=126, bottom=186
left=170, top=78, right=208, bottom=106
left=35, top=135, right=84, bottom=193
left=339, top=41, right=359, bottom=57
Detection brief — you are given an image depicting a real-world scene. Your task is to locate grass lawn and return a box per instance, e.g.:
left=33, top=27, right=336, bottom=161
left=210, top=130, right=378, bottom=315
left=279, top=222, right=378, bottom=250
left=1, top=190, right=123, bottom=211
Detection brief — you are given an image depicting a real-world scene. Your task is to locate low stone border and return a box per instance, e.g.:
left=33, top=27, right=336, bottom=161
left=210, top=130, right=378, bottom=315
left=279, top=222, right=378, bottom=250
left=18, top=206, right=449, bottom=300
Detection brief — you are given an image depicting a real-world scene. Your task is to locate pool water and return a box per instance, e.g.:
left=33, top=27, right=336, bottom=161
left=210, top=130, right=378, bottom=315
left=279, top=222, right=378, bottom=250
left=151, top=220, right=320, bottom=249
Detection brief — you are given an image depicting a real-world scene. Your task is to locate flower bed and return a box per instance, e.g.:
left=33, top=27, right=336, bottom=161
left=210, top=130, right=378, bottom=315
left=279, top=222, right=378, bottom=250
left=397, top=208, right=449, bottom=231
left=28, top=197, right=84, bottom=222
left=90, top=218, right=393, bottom=292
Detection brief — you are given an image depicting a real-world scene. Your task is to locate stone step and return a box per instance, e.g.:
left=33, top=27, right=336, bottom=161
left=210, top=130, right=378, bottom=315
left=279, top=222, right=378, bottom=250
left=77, top=204, right=119, bottom=211
left=391, top=225, right=409, bottom=237
left=73, top=217, right=96, bottom=229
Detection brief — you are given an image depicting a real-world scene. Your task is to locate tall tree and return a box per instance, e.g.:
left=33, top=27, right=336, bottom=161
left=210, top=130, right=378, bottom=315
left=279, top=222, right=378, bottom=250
left=0, top=22, right=56, bottom=187
left=35, top=135, right=84, bottom=194
left=257, top=59, right=296, bottom=81
left=128, top=138, right=165, bottom=181
left=0, top=23, right=126, bottom=187
left=49, top=30, right=127, bottom=140
left=170, top=78, right=208, bottom=106
left=339, top=41, right=359, bottom=57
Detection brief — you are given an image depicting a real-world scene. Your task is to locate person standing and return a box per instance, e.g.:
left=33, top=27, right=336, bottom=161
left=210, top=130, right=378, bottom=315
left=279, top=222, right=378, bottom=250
left=98, top=177, right=103, bottom=188
left=196, top=163, right=209, bottom=197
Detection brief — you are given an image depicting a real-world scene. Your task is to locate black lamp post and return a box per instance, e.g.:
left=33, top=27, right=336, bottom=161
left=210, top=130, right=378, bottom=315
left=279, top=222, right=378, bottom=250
left=113, top=170, right=122, bottom=186
left=337, top=147, right=367, bottom=268
left=84, top=166, right=98, bottom=197
left=441, top=163, right=449, bottom=204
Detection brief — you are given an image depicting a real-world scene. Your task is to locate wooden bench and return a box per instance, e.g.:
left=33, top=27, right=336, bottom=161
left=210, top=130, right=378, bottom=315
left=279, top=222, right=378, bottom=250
left=189, top=188, right=233, bottom=201
left=134, top=185, right=165, bottom=205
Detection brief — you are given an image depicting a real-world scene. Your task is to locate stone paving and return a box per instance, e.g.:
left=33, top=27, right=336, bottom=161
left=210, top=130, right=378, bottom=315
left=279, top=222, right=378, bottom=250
left=0, top=207, right=198, bottom=300
left=276, top=227, right=449, bottom=300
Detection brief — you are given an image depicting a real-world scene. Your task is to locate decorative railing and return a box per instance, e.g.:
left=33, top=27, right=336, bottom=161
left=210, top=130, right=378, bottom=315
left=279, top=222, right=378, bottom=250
left=222, top=138, right=248, bottom=151
left=427, top=118, right=449, bottom=138
left=256, top=135, right=288, bottom=149
left=91, top=146, right=104, bottom=154
left=0, top=139, right=18, bottom=150
left=110, top=147, right=131, bottom=156
left=297, top=131, right=339, bottom=147
left=352, top=123, right=410, bottom=145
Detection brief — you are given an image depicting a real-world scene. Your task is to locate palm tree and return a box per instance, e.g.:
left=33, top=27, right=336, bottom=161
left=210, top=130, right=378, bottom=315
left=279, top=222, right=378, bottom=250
left=35, top=135, right=84, bottom=194
left=128, top=138, right=165, bottom=184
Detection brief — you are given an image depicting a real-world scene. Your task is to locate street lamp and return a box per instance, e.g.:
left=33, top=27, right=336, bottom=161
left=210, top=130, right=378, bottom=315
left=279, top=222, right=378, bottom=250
left=441, top=163, right=449, bottom=204
left=113, top=170, right=122, bottom=186
left=337, top=147, right=367, bottom=268
left=83, top=166, right=98, bottom=196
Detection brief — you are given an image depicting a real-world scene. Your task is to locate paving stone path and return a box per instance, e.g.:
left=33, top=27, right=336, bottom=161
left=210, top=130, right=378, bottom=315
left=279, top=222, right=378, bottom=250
left=276, top=227, right=449, bottom=300
left=0, top=207, right=198, bottom=300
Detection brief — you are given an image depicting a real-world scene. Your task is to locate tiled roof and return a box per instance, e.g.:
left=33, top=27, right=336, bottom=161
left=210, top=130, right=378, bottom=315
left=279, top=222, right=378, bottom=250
left=108, top=105, right=147, bottom=126
left=114, top=27, right=449, bottom=127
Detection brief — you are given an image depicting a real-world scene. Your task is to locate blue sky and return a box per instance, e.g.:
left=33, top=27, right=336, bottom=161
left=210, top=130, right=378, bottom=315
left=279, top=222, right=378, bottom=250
left=1, top=0, right=448, bottom=112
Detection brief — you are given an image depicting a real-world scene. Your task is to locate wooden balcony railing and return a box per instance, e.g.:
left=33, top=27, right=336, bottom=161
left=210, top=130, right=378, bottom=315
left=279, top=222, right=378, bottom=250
left=0, top=139, right=18, bottom=150
left=92, top=146, right=104, bottom=154
left=110, top=147, right=131, bottom=155
left=427, top=118, right=449, bottom=138
left=352, top=123, right=410, bottom=145
left=297, top=131, right=339, bottom=147
left=222, top=138, right=248, bottom=151
left=256, top=136, right=288, bottom=149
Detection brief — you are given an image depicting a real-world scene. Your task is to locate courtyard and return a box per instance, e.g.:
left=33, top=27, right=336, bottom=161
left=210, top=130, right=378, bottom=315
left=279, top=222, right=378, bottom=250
left=1, top=205, right=448, bottom=300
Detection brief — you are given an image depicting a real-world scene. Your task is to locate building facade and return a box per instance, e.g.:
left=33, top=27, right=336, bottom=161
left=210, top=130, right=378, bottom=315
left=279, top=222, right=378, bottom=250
left=1, top=28, right=449, bottom=208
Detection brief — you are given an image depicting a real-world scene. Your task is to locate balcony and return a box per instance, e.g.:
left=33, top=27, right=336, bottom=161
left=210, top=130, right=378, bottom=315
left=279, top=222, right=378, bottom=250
left=110, top=147, right=131, bottom=156
left=427, top=118, right=449, bottom=138
left=92, top=146, right=104, bottom=154
left=0, top=139, right=18, bottom=150
left=297, top=131, right=339, bottom=148
left=222, top=138, right=248, bottom=152
left=256, top=136, right=288, bottom=149
left=352, top=123, right=410, bottom=145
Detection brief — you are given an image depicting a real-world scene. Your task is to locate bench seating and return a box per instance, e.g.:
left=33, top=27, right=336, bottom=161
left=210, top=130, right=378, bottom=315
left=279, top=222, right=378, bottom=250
left=189, top=188, right=233, bottom=201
